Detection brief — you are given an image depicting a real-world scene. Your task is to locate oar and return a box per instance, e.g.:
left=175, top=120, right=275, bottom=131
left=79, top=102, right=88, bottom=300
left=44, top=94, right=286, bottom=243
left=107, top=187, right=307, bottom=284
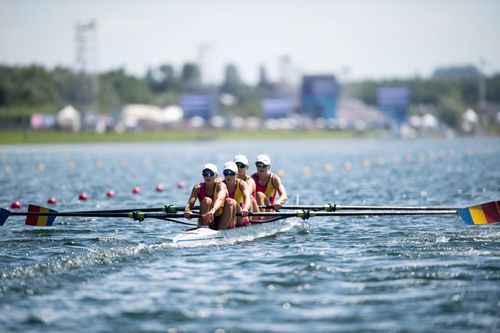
left=62, top=204, right=195, bottom=214
left=0, top=204, right=201, bottom=226
left=260, top=201, right=500, bottom=212
left=251, top=199, right=500, bottom=225
left=262, top=203, right=458, bottom=211
left=1, top=200, right=498, bottom=227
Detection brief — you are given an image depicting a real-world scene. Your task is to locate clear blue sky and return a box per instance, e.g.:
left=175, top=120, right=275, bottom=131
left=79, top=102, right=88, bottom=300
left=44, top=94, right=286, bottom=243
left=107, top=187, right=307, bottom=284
left=1, top=0, right=499, bottom=83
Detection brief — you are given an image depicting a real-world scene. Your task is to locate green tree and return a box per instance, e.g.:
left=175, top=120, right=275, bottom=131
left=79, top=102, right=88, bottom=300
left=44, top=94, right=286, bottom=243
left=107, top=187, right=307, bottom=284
left=221, top=64, right=241, bottom=95
left=256, top=65, right=270, bottom=90
left=180, top=63, right=200, bottom=92
left=146, top=64, right=178, bottom=93
left=437, top=89, right=465, bottom=128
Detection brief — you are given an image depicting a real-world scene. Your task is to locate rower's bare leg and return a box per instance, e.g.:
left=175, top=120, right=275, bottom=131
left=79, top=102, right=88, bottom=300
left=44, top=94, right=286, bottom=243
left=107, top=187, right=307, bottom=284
left=256, top=192, right=272, bottom=211
left=218, top=198, right=236, bottom=229
left=250, top=197, right=259, bottom=213
left=198, top=197, right=212, bottom=227
left=235, top=204, right=243, bottom=226
left=253, top=192, right=271, bottom=220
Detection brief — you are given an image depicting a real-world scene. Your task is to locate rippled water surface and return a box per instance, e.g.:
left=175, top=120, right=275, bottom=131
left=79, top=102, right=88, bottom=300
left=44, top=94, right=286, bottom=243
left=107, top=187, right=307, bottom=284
left=1, top=138, right=499, bottom=332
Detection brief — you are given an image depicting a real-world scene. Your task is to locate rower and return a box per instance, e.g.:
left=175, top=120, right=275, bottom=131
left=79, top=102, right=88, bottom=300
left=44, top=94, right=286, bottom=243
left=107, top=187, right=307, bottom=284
left=184, top=163, right=236, bottom=230
left=234, top=154, right=256, bottom=195
left=234, top=154, right=259, bottom=213
left=222, top=161, right=251, bottom=227
left=251, top=154, right=288, bottom=211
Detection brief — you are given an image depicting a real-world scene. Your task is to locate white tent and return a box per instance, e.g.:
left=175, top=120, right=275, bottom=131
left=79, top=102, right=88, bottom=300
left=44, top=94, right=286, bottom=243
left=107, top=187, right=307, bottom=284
left=160, top=106, right=183, bottom=123
left=57, top=105, right=81, bottom=132
left=122, top=104, right=183, bottom=129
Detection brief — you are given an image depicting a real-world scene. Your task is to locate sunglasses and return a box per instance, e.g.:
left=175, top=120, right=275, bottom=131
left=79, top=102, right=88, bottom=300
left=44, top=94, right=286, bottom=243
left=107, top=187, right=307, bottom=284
left=223, top=170, right=236, bottom=176
left=255, top=162, right=268, bottom=168
left=236, top=162, right=247, bottom=169
left=202, top=170, right=215, bottom=177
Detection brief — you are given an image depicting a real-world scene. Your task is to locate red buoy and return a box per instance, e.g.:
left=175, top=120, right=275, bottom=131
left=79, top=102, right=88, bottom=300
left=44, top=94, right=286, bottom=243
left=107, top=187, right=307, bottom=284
left=11, top=201, right=21, bottom=209
left=78, top=193, right=88, bottom=201
left=132, top=186, right=141, bottom=194
left=106, top=190, right=115, bottom=197
left=155, top=184, right=164, bottom=192
left=176, top=181, right=186, bottom=189
left=47, top=197, right=57, bottom=205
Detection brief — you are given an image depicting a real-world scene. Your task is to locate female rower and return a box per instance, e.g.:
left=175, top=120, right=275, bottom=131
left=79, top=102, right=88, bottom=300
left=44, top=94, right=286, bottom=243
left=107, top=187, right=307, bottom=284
left=184, top=163, right=236, bottom=230
left=222, top=161, right=251, bottom=226
left=234, top=154, right=259, bottom=213
left=251, top=154, right=288, bottom=211
left=234, top=154, right=256, bottom=195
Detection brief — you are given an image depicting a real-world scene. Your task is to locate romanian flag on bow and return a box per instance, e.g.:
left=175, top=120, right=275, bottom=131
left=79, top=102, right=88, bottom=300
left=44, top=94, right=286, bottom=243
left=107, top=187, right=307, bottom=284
left=25, top=204, right=57, bottom=226
left=457, top=200, right=500, bottom=225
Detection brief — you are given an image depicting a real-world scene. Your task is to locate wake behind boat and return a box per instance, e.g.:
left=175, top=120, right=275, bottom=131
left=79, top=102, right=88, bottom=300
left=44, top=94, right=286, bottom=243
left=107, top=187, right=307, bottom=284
left=172, top=218, right=301, bottom=247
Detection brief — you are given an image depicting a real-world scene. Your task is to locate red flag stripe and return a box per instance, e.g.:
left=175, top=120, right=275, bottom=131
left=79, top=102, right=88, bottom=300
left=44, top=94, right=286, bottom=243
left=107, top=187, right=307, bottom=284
left=482, top=201, right=500, bottom=224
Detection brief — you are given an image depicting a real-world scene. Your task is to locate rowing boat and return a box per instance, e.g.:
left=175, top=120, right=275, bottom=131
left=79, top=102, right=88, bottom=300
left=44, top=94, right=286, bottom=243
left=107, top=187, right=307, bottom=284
left=172, top=218, right=301, bottom=247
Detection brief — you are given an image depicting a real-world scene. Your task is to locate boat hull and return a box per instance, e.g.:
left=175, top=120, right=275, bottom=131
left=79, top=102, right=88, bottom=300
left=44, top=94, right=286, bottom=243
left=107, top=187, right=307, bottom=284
left=172, top=219, right=299, bottom=247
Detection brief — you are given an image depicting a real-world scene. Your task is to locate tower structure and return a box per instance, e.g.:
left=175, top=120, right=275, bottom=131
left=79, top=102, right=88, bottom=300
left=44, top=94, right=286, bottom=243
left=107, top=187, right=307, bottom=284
left=75, top=20, right=99, bottom=115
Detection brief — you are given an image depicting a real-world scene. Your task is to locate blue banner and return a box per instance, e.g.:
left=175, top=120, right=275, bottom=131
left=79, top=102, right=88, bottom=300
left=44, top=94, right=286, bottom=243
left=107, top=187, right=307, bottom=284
left=261, top=98, right=293, bottom=119
left=178, top=95, right=215, bottom=120
left=377, top=87, right=409, bottom=124
left=301, top=75, right=339, bottom=119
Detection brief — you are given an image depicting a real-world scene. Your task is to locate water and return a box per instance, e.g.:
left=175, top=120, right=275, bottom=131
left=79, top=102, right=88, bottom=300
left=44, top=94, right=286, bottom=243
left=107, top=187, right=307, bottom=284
left=1, top=138, right=499, bottom=332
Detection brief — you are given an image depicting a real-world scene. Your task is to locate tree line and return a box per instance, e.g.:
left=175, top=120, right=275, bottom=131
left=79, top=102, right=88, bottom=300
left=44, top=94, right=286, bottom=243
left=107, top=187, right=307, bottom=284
left=0, top=63, right=499, bottom=129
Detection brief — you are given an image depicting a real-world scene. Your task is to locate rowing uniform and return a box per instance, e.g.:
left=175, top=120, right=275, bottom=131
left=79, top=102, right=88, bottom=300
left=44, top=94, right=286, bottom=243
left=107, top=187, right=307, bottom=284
left=197, top=181, right=223, bottom=229
left=225, top=179, right=250, bottom=225
left=242, top=174, right=256, bottom=198
left=251, top=172, right=277, bottom=204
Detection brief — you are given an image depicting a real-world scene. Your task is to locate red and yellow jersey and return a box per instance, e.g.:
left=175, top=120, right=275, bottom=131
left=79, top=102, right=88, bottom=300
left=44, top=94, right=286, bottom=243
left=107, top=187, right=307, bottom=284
left=251, top=172, right=277, bottom=204
left=197, top=181, right=223, bottom=215
left=226, top=179, right=244, bottom=204
left=241, top=174, right=256, bottom=198
left=197, top=181, right=219, bottom=201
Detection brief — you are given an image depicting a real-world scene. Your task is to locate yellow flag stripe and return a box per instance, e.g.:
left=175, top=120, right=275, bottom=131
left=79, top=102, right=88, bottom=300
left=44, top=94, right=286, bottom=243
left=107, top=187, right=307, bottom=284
left=38, top=207, right=49, bottom=226
left=469, top=205, right=487, bottom=224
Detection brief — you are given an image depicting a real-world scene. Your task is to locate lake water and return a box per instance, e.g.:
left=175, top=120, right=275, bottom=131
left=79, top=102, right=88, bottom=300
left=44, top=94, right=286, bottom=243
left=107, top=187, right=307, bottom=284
left=1, top=138, right=499, bottom=332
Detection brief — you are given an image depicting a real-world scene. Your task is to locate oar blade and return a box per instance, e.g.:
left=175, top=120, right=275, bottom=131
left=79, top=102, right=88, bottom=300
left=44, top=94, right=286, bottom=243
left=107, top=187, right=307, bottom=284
left=0, top=208, right=11, bottom=226
left=457, top=200, right=500, bottom=225
left=25, top=205, right=57, bottom=226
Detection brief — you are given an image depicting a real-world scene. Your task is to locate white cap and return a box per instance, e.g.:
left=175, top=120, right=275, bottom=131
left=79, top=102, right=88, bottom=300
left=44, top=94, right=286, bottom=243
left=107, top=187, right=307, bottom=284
left=202, top=163, right=218, bottom=174
left=234, top=154, right=249, bottom=166
left=223, top=161, right=238, bottom=173
left=256, top=154, right=271, bottom=165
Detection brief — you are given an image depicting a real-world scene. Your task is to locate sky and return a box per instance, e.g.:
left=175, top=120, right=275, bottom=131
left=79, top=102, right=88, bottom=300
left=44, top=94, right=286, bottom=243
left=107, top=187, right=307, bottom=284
left=1, top=0, right=499, bottom=84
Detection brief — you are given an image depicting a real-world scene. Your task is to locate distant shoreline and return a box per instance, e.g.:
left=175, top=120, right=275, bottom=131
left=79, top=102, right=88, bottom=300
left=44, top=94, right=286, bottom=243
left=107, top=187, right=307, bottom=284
left=0, top=129, right=386, bottom=145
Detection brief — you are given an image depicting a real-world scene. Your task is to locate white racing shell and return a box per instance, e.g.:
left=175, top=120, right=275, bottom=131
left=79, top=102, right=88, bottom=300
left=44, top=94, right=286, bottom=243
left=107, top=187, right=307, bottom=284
left=172, top=219, right=300, bottom=247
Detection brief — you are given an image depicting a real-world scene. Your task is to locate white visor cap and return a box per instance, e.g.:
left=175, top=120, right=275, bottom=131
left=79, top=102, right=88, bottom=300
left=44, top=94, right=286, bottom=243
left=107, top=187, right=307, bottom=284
left=202, top=163, right=218, bottom=174
left=223, top=161, right=238, bottom=173
left=256, top=154, right=271, bottom=166
left=234, top=154, right=249, bottom=166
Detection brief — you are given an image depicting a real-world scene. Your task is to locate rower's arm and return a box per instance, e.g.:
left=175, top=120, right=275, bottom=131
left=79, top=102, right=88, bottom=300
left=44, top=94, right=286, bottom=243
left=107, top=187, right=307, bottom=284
left=273, top=175, right=288, bottom=206
left=247, top=177, right=257, bottom=196
left=184, top=185, right=199, bottom=216
left=211, top=182, right=227, bottom=212
left=240, top=181, right=251, bottom=212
